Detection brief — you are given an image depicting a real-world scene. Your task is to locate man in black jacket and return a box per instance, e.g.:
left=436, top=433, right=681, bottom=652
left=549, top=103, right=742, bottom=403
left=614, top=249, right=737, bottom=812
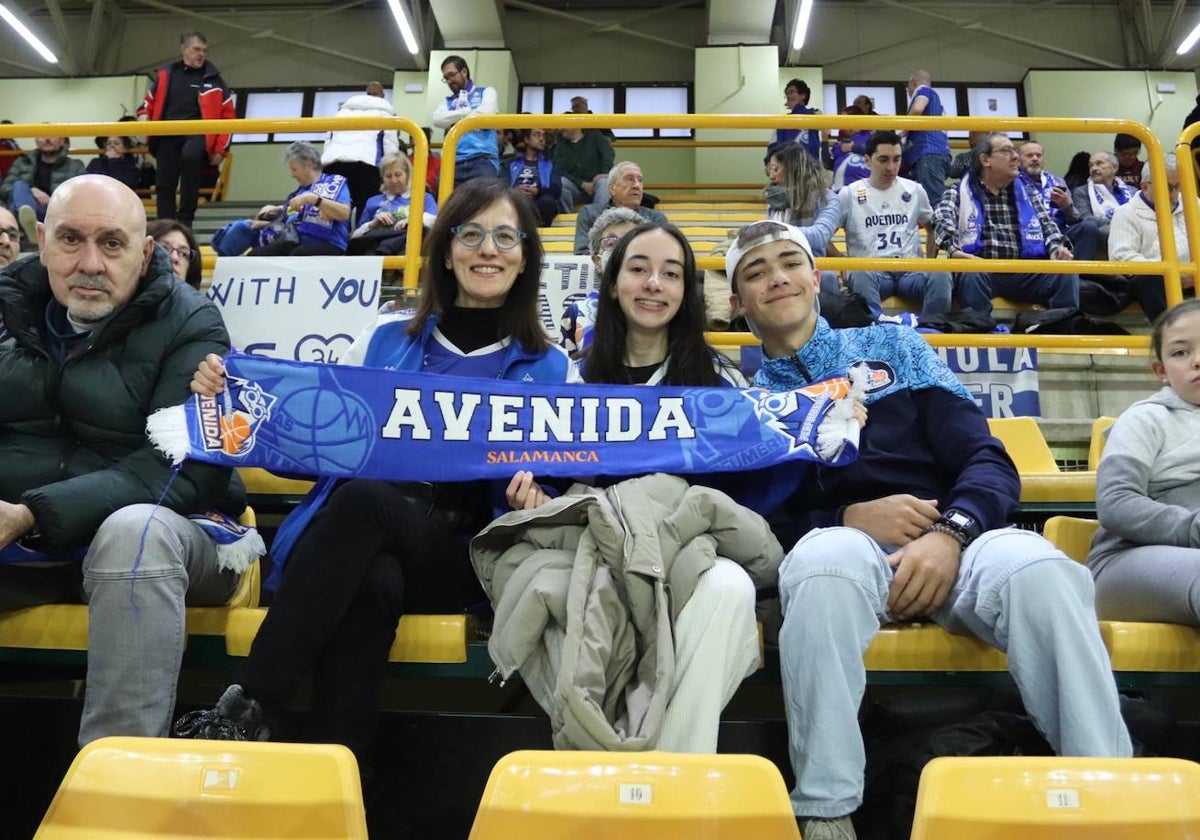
left=0, top=175, right=245, bottom=746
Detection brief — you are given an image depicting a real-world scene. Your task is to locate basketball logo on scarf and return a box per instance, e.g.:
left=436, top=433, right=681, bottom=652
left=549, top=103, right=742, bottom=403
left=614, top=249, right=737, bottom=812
left=199, top=376, right=278, bottom=457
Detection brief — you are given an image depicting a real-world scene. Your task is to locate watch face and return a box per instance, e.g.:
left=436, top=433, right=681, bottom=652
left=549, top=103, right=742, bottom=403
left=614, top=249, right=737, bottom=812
left=947, top=510, right=973, bottom=529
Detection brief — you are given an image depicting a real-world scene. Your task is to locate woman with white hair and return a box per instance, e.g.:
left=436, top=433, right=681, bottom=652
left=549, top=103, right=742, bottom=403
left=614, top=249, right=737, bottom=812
left=249, top=141, right=352, bottom=256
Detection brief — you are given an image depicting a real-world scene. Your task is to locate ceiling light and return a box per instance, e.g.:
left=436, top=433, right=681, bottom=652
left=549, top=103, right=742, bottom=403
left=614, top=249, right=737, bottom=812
left=792, top=0, right=814, bottom=52
left=0, top=3, right=57, bottom=63
left=386, top=0, right=420, bottom=56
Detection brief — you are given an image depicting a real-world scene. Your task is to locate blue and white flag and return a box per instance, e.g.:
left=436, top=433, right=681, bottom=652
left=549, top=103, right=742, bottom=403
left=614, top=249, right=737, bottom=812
left=147, top=354, right=864, bottom=481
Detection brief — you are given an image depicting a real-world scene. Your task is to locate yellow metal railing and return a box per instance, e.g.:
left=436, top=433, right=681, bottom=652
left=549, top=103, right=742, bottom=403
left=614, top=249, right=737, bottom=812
left=1, top=116, right=430, bottom=288
left=1174, top=123, right=1200, bottom=292
left=441, top=113, right=1186, bottom=350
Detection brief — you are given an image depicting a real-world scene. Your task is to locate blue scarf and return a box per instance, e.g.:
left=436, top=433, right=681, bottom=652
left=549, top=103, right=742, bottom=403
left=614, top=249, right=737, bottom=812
left=958, top=175, right=1046, bottom=259
left=147, top=354, right=865, bottom=481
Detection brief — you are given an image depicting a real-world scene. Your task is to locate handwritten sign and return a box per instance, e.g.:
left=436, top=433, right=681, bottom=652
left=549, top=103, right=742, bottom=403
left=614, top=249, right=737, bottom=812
left=208, top=256, right=383, bottom=364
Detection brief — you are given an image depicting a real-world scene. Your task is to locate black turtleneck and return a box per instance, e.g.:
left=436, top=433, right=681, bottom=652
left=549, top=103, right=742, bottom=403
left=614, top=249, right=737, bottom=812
left=437, top=305, right=504, bottom=353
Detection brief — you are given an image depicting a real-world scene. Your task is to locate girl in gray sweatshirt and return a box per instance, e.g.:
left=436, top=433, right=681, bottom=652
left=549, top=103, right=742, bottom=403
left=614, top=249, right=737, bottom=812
left=1089, top=299, right=1200, bottom=623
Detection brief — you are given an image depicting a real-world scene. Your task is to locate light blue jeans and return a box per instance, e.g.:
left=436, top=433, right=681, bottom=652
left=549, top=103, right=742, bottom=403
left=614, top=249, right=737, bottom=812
left=847, top=270, right=953, bottom=318
left=9, top=180, right=47, bottom=221
left=778, top=526, right=1131, bottom=818
left=559, top=175, right=610, bottom=213
left=79, top=504, right=237, bottom=746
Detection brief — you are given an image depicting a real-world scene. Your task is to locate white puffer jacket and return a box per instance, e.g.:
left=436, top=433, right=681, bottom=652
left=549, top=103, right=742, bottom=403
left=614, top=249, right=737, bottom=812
left=320, top=94, right=400, bottom=168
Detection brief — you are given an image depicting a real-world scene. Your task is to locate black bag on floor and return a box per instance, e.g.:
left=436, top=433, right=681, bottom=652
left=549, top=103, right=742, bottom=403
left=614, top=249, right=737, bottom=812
left=1012, top=307, right=1129, bottom=335
left=1079, top=275, right=1135, bottom=317
left=918, top=310, right=997, bottom=334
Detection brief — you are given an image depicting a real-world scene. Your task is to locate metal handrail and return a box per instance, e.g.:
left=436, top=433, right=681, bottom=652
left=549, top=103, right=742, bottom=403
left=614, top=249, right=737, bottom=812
left=1, top=116, right=430, bottom=289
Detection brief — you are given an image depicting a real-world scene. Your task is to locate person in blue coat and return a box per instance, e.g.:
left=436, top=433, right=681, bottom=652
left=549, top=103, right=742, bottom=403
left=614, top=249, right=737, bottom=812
left=174, top=180, right=573, bottom=781
left=507, top=128, right=562, bottom=226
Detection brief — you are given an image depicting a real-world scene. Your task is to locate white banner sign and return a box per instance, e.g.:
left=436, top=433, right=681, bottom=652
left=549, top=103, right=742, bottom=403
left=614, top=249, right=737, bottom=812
left=208, top=256, right=383, bottom=365
left=538, top=255, right=599, bottom=340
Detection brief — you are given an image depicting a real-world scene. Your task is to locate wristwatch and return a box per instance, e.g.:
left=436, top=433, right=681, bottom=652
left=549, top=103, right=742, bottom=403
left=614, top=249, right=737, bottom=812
left=924, top=507, right=981, bottom=548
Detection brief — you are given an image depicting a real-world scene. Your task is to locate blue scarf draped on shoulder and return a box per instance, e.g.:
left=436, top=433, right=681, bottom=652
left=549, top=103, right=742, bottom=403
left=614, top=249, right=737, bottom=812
left=957, top=175, right=1046, bottom=259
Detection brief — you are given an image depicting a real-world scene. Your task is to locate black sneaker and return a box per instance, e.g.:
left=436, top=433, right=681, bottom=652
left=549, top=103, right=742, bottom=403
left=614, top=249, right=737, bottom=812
left=173, top=684, right=271, bottom=741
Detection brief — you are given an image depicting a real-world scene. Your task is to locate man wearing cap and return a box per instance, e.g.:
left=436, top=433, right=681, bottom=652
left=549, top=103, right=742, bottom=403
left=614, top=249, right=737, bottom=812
left=725, top=219, right=1130, bottom=840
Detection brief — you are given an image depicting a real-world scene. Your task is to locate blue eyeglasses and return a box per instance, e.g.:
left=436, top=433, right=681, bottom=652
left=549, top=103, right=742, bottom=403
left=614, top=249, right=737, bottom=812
left=452, top=223, right=525, bottom=251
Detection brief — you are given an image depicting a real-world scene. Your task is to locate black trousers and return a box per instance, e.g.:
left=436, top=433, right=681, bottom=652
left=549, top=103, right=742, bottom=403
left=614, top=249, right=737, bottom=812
left=153, top=134, right=208, bottom=224
left=236, top=479, right=488, bottom=761
left=323, top=161, right=382, bottom=226
left=248, top=239, right=345, bottom=257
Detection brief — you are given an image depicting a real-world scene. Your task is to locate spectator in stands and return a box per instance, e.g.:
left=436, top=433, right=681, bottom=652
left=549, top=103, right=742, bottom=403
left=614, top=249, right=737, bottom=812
left=837, top=130, right=952, bottom=319
left=1019, top=140, right=1099, bottom=261
left=1108, top=154, right=1194, bottom=322
left=173, top=180, right=572, bottom=776
left=554, top=122, right=614, bottom=212
left=767, top=78, right=822, bottom=165
left=0, top=175, right=246, bottom=747
left=86, top=136, right=141, bottom=190
left=933, top=131, right=1080, bottom=315
left=725, top=218, right=1132, bottom=840
left=147, top=218, right=201, bottom=289
left=1113, top=133, right=1145, bottom=188
left=413, top=126, right=441, bottom=194
left=248, top=141, right=351, bottom=257
left=507, top=128, right=561, bottom=226
left=898, top=69, right=952, bottom=208
left=829, top=106, right=871, bottom=191
left=558, top=206, right=644, bottom=353
left=0, top=206, right=20, bottom=266
left=477, top=223, right=773, bottom=754
left=764, top=144, right=844, bottom=297
left=348, top=152, right=437, bottom=256
left=1063, top=150, right=1092, bottom=191
left=949, top=130, right=988, bottom=181
left=0, top=121, right=19, bottom=180
left=1, top=135, right=84, bottom=244
left=431, top=55, right=500, bottom=187
left=572, top=161, right=667, bottom=254
left=570, top=94, right=614, bottom=140
left=1072, top=151, right=1134, bottom=242
left=137, top=31, right=235, bottom=226
left=1089, top=299, right=1200, bottom=627
left=321, top=81, right=401, bottom=224
left=1184, top=94, right=1200, bottom=151
left=851, top=94, right=878, bottom=116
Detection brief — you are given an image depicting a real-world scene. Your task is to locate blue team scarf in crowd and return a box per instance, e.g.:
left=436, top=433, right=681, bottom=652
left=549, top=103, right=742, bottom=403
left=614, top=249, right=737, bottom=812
left=958, top=175, right=1047, bottom=259
left=147, top=354, right=866, bottom=481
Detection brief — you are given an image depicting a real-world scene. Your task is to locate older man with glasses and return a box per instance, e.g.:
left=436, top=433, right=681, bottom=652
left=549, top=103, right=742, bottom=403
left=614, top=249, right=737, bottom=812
left=0, top=206, right=20, bottom=266
left=1109, top=153, right=1193, bottom=322
left=934, top=131, right=1080, bottom=315
left=432, top=55, right=500, bottom=187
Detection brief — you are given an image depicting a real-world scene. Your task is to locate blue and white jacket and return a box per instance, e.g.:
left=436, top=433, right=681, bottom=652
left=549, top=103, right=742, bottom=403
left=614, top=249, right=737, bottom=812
left=753, top=318, right=1020, bottom=550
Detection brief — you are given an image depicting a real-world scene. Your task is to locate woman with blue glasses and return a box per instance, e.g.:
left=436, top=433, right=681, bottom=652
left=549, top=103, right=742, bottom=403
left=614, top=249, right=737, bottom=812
left=174, top=180, right=573, bottom=797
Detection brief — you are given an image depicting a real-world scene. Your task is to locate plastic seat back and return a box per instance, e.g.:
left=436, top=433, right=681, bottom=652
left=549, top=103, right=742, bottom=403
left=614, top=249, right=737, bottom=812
left=35, top=737, right=367, bottom=839
left=911, top=756, right=1200, bottom=840
left=1088, top=416, right=1116, bottom=471
left=987, top=417, right=1059, bottom=474
left=468, top=750, right=800, bottom=840
left=1042, top=516, right=1100, bottom=564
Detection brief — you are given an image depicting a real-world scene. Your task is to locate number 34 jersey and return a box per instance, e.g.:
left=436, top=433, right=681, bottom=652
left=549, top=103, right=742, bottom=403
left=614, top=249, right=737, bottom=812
left=837, top=176, right=932, bottom=259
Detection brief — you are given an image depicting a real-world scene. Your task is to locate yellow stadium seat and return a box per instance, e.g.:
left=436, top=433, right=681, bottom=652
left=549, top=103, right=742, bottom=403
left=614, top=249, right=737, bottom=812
left=1088, top=416, right=1116, bottom=471
left=238, top=467, right=315, bottom=498
left=865, top=623, right=1008, bottom=672
left=1042, top=516, right=1200, bottom=671
left=224, top=607, right=473, bottom=663
left=911, top=756, right=1200, bottom=839
left=1041, top=515, right=1098, bottom=564
left=0, top=508, right=261, bottom=651
left=35, top=736, right=367, bottom=839
left=987, top=417, right=1058, bottom=473
left=468, top=750, right=800, bottom=840
left=987, top=417, right=1095, bottom=503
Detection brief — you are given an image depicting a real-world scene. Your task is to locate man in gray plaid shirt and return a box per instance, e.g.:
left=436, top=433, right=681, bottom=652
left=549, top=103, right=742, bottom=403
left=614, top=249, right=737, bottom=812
left=934, top=131, right=1080, bottom=315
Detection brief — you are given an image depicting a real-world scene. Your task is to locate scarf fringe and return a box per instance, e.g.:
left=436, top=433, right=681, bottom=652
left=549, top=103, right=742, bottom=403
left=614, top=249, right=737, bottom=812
left=146, top=405, right=191, bottom=466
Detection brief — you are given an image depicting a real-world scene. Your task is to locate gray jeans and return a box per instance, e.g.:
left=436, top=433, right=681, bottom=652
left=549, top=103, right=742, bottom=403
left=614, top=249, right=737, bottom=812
left=75, top=504, right=237, bottom=745
left=778, top=526, right=1131, bottom=818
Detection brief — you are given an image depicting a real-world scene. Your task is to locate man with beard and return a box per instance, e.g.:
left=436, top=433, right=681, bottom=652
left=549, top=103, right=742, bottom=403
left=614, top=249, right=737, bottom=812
left=0, top=175, right=245, bottom=746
